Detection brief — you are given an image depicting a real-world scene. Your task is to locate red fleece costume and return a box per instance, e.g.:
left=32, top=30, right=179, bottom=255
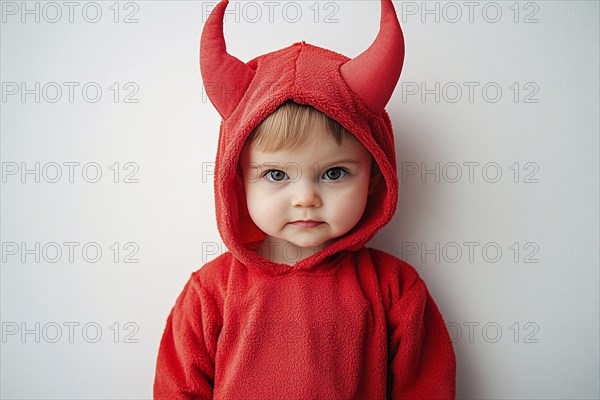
left=154, top=0, right=456, bottom=398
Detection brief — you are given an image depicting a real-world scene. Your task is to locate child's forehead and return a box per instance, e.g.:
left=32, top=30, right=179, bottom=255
left=239, top=133, right=369, bottom=165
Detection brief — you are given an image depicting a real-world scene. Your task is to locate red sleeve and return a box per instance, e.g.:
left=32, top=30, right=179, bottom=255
left=387, top=276, right=456, bottom=399
left=154, top=273, right=221, bottom=399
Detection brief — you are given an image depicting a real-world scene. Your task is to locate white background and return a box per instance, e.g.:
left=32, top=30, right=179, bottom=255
left=1, top=1, right=598, bottom=399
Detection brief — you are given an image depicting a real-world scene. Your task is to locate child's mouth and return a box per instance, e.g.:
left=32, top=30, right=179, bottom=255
left=290, top=220, right=324, bottom=228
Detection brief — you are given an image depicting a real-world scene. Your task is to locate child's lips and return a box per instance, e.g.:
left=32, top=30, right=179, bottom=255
left=290, top=220, right=324, bottom=228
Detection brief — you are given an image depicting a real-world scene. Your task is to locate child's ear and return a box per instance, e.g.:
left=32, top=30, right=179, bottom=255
left=368, top=162, right=382, bottom=196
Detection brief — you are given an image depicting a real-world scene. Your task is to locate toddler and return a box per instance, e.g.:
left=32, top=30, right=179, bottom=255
left=154, top=0, right=456, bottom=398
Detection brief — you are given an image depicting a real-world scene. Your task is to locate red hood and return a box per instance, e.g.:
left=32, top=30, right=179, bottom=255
left=200, top=0, right=405, bottom=274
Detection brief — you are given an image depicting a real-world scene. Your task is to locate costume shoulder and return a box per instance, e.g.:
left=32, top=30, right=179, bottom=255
left=365, top=247, right=456, bottom=399
left=153, top=252, right=235, bottom=398
left=190, top=251, right=234, bottom=303
left=365, top=247, right=422, bottom=313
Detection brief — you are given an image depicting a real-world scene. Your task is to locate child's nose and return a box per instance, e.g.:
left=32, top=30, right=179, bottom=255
left=291, top=180, right=322, bottom=208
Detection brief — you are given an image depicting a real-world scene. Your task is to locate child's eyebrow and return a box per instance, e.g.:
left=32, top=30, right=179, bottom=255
left=248, top=160, right=361, bottom=169
left=248, top=162, right=282, bottom=170
left=321, top=159, right=361, bottom=168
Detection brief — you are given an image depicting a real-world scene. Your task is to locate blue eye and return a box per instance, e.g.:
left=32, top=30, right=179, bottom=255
left=263, top=169, right=288, bottom=182
left=323, top=167, right=348, bottom=181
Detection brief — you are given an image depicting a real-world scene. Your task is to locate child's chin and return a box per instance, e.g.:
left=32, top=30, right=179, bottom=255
left=292, top=239, right=334, bottom=250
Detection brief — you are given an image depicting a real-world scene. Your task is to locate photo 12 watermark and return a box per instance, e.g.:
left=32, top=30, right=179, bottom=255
left=398, top=1, right=540, bottom=24
left=1, top=82, right=140, bottom=104
left=398, top=241, right=540, bottom=264
left=401, top=81, right=540, bottom=104
left=2, top=242, right=141, bottom=264
left=201, top=1, right=340, bottom=24
left=1, top=321, right=140, bottom=344
left=446, top=321, right=540, bottom=344
left=400, top=161, right=540, bottom=184
left=1, top=1, right=140, bottom=24
left=2, top=162, right=140, bottom=184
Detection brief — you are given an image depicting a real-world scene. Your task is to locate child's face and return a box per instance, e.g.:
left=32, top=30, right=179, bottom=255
left=239, top=126, right=376, bottom=255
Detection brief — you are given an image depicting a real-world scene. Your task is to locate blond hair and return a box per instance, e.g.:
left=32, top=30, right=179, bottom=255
left=246, top=100, right=359, bottom=152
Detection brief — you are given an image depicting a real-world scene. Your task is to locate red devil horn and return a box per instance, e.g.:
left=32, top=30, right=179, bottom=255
left=200, top=0, right=255, bottom=119
left=340, top=0, right=405, bottom=114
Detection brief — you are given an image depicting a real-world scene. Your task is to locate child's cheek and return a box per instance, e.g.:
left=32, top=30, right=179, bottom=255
left=328, top=186, right=369, bottom=216
left=245, top=184, right=281, bottom=215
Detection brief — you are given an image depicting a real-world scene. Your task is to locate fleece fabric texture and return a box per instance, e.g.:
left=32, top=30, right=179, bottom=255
left=154, top=0, right=456, bottom=398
